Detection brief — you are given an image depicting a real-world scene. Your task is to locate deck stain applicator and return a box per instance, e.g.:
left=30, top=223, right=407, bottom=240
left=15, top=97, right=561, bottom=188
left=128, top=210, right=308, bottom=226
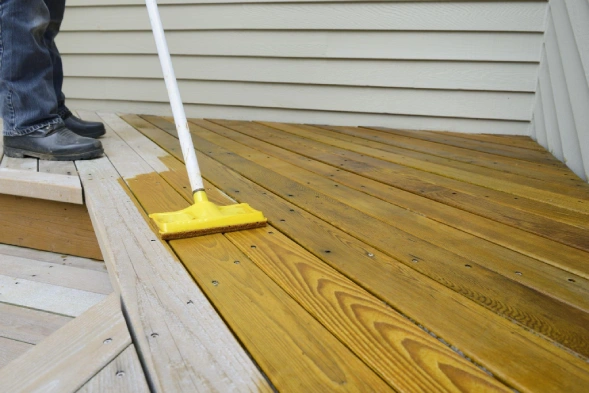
left=145, top=0, right=267, bottom=239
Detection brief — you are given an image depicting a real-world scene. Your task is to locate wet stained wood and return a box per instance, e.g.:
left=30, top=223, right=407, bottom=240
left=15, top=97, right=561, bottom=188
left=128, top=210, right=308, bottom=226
left=133, top=115, right=589, bottom=393
left=120, top=114, right=512, bottom=392
left=105, top=123, right=393, bottom=392
left=184, top=119, right=589, bottom=280
left=208, top=121, right=589, bottom=251
left=169, top=119, right=589, bottom=358
left=184, top=119, right=589, bottom=312
left=304, top=124, right=589, bottom=199
left=0, top=194, right=103, bottom=260
left=258, top=121, right=589, bottom=219
left=368, top=126, right=566, bottom=166
left=322, top=125, right=580, bottom=184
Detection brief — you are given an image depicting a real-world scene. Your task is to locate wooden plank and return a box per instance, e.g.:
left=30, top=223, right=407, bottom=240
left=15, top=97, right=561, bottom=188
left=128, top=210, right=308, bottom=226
left=0, top=254, right=112, bottom=295
left=416, top=131, right=545, bottom=151
left=0, top=275, right=107, bottom=317
left=0, top=337, right=33, bottom=370
left=252, top=121, right=589, bottom=242
left=218, top=120, right=589, bottom=251
left=39, top=160, right=78, bottom=176
left=138, top=116, right=589, bottom=281
left=63, top=55, right=539, bottom=92
left=0, top=244, right=106, bottom=272
left=0, top=156, right=37, bottom=171
left=75, top=111, right=271, bottom=392
left=98, top=112, right=392, bottom=392
left=185, top=118, right=589, bottom=292
left=306, top=124, right=589, bottom=200
left=0, top=194, right=103, bottom=260
left=66, top=78, right=535, bottom=122
left=77, top=345, right=149, bottom=393
left=62, top=2, right=546, bottom=32
left=118, top=114, right=512, bottom=392
left=58, top=30, right=544, bottom=62
left=0, top=294, right=131, bottom=393
left=0, top=168, right=83, bottom=204
left=0, top=303, right=72, bottom=344
left=367, top=126, right=563, bottom=166
left=319, top=124, right=581, bottom=187
left=134, top=119, right=589, bottom=393
left=183, top=119, right=589, bottom=356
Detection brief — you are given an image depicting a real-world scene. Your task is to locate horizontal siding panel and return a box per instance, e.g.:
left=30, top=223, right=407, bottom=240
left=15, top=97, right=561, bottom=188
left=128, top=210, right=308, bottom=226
left=63, top=77, right=533, bottom=120
left=62, top=3, right=547, bottom=32
left=69, top=98, right=530, bottom=135
left=61, top=55, right=538, bottom=92
left=68, top=0, right=546, bottom=4
left=56, top=31, right=544, bottom=62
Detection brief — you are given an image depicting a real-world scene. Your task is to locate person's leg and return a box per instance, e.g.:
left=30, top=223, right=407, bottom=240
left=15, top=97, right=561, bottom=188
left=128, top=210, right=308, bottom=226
left=43, top=0, right=67, bottom=118
left=0, top=0, right=63, bottom=136
left=0, top=0, right=103, bottom=160
left=43, top=0, right=105, bottom=138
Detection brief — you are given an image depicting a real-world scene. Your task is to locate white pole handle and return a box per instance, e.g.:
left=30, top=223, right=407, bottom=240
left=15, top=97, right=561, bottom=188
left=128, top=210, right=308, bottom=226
left=145, top=0, right=204, bottom=193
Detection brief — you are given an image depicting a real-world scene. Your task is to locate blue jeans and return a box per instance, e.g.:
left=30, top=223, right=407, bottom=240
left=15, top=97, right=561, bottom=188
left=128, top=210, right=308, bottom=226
left=0, top=0, right=69, bottom=136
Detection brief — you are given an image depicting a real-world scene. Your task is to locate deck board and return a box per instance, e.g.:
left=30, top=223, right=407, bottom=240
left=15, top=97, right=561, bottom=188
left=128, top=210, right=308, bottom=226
left=4, top=111, right=587, bottom=391
left=130, top=113, right=589, bottom=392
left=160, top=118, right=589, bottom=358
left=75, top=111, right=272, bottom=392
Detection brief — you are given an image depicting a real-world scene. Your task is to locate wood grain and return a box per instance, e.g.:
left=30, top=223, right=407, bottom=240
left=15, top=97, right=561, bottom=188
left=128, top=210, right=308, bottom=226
left=0, top=275, right=107, bottom=317
left=76, top=112, right=271, bottom=393
left=258, top=122, right=588, bottom=213
left=0, top=194, right=103, bottom=260
left=181, top=119, right=589, bottom=357
left=228, top=121, right=589, bottom=249
left=0, top=294, right=130, bottom=392
left=77, top=345, right=149, bottom=393
left=119, top=114, right=510, bottom=392
left=134, top=118, right=589, bottom=393
left=319, top=125, right=586, bottom=189
left=0, top=303, right=72, bottom=344
left=0, top=337, right=32, bottom=370
left=0, top=168, right=83, bottom=204
left=0, top=244, right=106, bottom=272
left=104, top=113, right=392, bottom=392
left=189, top=119, right=589, bottom=308
left=0, top=254, right=112, bottom=295
left=39, top=160, right=78, bottom=176
left=187, top=118, right=589, bottom=280
left=368, top=125, right=563, bottom=166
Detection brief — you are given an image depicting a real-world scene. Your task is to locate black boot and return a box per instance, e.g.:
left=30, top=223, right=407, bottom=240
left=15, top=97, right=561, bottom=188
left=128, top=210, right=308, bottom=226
left=62, top=112, right=106, bottom=138
left=3, top=125, right=104, bottom=161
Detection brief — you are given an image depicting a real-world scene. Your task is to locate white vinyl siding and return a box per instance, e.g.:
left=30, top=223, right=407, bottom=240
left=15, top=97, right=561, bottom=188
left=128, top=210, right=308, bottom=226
left=530, top=0, right=589, bottom=180
left=58, top=1, right=547, bottom=135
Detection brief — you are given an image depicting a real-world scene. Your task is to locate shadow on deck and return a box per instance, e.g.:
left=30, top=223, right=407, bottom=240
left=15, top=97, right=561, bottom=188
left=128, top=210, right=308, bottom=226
left=1, top=111, right=588, bottom=392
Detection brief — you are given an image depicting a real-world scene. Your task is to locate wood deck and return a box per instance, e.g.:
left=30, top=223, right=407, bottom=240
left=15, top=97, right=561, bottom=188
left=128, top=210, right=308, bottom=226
left=0, top=244, right=110, bottom=368
left=0, top=112, right=588, bottom=392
